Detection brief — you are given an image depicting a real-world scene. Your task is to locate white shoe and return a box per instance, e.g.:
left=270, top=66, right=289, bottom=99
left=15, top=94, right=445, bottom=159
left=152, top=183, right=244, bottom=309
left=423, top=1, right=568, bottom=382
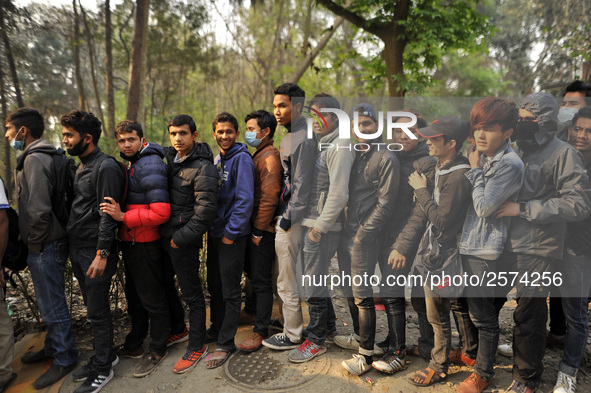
left=341, top=354, right=371, bottom=376
left=497, top=342, right=513, bottom=357
left=554, top=370, right=576, bottom=393
left=334, top=334, right=359, bottom=350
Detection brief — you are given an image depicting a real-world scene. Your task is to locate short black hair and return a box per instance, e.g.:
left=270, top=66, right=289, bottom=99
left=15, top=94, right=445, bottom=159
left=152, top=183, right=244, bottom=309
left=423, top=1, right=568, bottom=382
left=308, top=93, right=340, bottom=111
left=115, top=120, right=143, bottom=139
left=60, top=110, right=102, bottom=144
left=212, top=112, right=239, bottom=133
left=573, top=106, right=591, bottom=125
left=442, top=135, right=462, bottom=152
left=245, top=109, right=278, bottom=138
left=274, top=83, right=305, bottom=110
left=564, top=80, right=591, bottom=97
left=167, top=114, right=196, bottom=133
left=6, top=107, right=45, bottom=139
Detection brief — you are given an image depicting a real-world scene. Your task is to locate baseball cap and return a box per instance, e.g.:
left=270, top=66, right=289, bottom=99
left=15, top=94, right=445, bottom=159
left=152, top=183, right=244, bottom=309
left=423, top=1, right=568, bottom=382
left=350, top=103, right=377, bottom=122
left=418, top=115, right=469, bottom=147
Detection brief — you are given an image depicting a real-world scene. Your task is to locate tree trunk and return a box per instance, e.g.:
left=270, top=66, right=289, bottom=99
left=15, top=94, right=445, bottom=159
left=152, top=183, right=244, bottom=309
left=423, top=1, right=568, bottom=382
left=126, top=0, right=150, bottom=122
left=382, top=34, right=405, bottom=99
left=105, top=0, right=115, bottom=137
left=72, top=0, right=87, bottom=110
left=0, top=56, right=12, bottom=199
left=0, top=6, right=24, bottom=107
left=79, top=2, right=106, bottom=135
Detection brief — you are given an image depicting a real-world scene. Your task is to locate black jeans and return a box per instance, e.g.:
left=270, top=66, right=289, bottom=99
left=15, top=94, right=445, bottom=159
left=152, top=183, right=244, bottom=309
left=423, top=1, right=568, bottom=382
left=121, top=241, right=178, bottom=355
left=122, top=242, right=186, bottom=352
left=244, top=232, right=275, bottom=337
left=207, top=236, right=247, bottom=351
left=162, top=238, right=206, bottom=352
left=497, top=252, right=552, bottom=389
left=462, top=255, right=501, bottom=381
left=70, top=245, right=117, bottom=372
left=337, top=235, right=359, bottom=337
left=411, top=284, right=434, bottom=361
left=302, top=230, right=339, bottom=345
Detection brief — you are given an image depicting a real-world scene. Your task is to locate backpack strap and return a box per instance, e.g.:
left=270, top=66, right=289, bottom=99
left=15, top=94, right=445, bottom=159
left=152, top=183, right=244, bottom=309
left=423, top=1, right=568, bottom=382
left=91, top=155, right=128, bottom=201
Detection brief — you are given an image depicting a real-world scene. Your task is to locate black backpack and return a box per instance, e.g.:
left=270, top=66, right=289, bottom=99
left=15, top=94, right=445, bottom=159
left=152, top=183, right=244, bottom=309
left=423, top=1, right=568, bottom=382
left=91, top=154, right=129, bottom=203
left=51, top=148, right=76, bottom=227
left=4, top=206, right=28, bottom=272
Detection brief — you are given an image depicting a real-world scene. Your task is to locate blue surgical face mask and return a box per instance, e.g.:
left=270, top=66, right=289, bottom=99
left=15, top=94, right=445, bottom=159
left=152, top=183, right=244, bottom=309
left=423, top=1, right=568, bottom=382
left=558, top=107, right=579, bottom=125
left=245, top=131, right=265, bottom=148
left=10, top=128, right=24, bottom=151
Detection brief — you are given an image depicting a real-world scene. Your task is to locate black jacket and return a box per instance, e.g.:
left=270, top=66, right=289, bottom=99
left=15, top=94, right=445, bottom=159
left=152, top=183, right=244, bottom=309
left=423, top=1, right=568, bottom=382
left=393, top=153, right=471, bottom=257
left=345, top=148, right=400, bottom=242
left=160, top=143, right=219, bottom=248
left=68, top=147, right=125, bottom=251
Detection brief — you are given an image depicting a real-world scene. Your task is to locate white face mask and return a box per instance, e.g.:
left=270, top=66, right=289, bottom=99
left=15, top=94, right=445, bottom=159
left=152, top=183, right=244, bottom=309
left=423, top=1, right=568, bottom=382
left=558, top=107, right=579, bottom=125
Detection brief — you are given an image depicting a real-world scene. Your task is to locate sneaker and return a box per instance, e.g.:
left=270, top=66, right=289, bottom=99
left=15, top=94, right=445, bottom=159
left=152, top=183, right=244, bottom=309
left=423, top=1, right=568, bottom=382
left=268, top=317, right=284, bottom=333
left=133, top=351, right=167, bottom=378
left=449, top=348, right=476, bottom=367
left=173, top=345, right=208, bottom=374
left=372, top=350, right=407, bottom=374
left=238, top=332, right=264, bottom=352
left=166, top=327, right=190, bottom=347
left=458, top=372, right=490, bottom=393
left=115, top=344, right=144, bottom=359
left=262, top=333, right=302, bottom=350
left=554, top=370, right=576, bottom=393
left=498, top=342, right=513, bottom=357
left=33, top=362, right=77, bottom=389
left=287, top=339, right=327, bottom=363
left=73, top=356, right=119, bottom=382
left=325, top=330, right=337, bottom=344
left=333, top=334, right=360, bottom=350
left=342, top=354, right=372, bottom=376
left=21, top=349, right=51, bottom=364
left=505, top=380, right=536, bottom=393
left=73, top=369, right=113, bottom=393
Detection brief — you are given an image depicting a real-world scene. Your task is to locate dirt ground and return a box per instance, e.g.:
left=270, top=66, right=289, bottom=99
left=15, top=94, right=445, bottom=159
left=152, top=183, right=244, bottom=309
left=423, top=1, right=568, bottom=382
left=7, top=268, right=591, bottom=392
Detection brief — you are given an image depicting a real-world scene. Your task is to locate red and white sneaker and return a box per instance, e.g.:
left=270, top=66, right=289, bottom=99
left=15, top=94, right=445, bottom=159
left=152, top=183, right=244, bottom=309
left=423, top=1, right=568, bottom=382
left=287, top=339, right=327, bottom=363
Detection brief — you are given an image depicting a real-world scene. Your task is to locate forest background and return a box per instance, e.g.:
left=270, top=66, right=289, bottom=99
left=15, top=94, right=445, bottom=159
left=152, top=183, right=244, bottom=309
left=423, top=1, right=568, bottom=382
left=0, top=0, right=589, bottom=199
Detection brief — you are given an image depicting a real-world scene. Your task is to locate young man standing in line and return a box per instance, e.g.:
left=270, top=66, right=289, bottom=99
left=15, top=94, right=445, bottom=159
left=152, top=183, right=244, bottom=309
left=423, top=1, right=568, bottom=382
left=392, top=116, right=473, bottom=387
left=288, top=94, right=355, bottom=363
left=61, top=110, right=125, bottom=393
left=494, top=92, right=591, bottom=393
left=206, top=112, right=254, bottom=368
left=263, top=83, right=316, bottom=350
left=160, top=114, right=219, bottom=374
left=100, top=120, right=186, bottom=377
left=237, top=110, right=283, bottom=352
left=338, top=103, right=400, bottom=375
left=457, top=98, right=524, bottom=393
left=0, top=177, right=16, bottom=392
left=5, top=108, right=78, bottom=389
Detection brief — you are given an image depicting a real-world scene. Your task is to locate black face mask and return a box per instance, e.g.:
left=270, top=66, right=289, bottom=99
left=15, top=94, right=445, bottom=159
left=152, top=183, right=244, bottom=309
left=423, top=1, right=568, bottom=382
left=514, top=121, right=538, bottom=141
left=67, top=137, right=90, bottom=156
left=120, top=150, right=141, bottom=163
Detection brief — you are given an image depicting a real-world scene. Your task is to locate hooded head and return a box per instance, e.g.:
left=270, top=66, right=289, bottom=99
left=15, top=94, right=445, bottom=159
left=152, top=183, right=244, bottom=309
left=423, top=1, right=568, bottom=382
left=516, top=92, right=558, bottom=148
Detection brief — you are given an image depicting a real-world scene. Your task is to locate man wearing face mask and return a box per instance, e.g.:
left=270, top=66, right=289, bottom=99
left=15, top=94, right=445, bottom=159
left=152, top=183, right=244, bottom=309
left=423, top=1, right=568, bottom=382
left=557, top=80, right=591, bottom=144
left=60, top=110, right=126, bottom=393
left=4, top=108, right=78, bottom=389
left=237, top=110, right=283, bottom=352
left=494, top=92, right=591, bottom=393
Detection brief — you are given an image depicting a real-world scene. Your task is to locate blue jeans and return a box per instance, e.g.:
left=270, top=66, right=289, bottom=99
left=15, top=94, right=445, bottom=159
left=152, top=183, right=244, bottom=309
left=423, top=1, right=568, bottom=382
left=558, top=252, right=591, bottom=376
left=27, top=239, right=77, bottom=367
left=302, top=229, right=339, bottom=345
left=70, top=245, right=118, bottom=372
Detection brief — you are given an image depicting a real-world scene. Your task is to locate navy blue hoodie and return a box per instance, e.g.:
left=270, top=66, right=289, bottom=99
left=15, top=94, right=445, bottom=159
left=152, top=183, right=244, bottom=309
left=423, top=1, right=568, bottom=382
left=211, top=143, right=255, bottom=240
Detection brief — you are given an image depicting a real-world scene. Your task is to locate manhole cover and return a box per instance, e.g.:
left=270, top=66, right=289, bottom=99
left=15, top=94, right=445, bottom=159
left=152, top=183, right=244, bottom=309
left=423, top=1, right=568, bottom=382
left=223, top=348, right=330, bottom=391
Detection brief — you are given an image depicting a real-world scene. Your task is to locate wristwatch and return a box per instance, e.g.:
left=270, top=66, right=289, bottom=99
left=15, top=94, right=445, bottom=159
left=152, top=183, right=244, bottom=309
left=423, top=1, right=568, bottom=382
left=310, top=228, right=323, bottom=241
left=519, top=203, right=527, bottom=218
left=96, top=249, right=110, bottom=258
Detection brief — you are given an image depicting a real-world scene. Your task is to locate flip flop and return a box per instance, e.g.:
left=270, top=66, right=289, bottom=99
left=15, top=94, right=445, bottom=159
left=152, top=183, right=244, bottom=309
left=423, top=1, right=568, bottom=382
left=409, top=367, right=447, bottom=387
left=205, top=348, right=236, bottom=369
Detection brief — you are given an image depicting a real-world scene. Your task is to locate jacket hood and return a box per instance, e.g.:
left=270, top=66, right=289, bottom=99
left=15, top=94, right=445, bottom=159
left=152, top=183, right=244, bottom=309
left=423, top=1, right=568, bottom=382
left=519, top=92, right=559, bottom=147
left=220, top=142, right=250, bottom=160
left=16, top=139, right=61, bottom=170
left=140, top=142, right=165, bottom=159
left=166, top=141, right=214, bottom=164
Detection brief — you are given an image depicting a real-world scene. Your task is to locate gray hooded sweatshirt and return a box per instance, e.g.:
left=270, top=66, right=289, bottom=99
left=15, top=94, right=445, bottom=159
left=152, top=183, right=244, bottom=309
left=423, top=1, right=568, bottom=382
left=505, top=92, right=591, bottom=259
